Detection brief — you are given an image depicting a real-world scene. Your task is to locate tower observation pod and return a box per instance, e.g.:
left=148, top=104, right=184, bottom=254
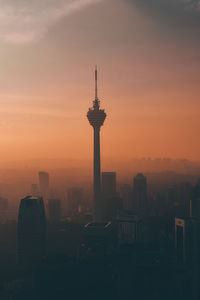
left=87, top=68, right=106, bottom=222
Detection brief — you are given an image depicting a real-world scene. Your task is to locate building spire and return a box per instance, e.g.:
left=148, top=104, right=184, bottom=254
left=95, top=66, right=98, bottom=100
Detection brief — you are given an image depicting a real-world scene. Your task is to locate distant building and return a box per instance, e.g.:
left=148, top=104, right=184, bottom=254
left=48, top=198, right=61, bottom=223
left=167, top=185, right=178, bottom=208
left=102, top=172, right=117, bottom=198
left=179, top=182, right=192, bottom=216
left=120, top=184, right=132, bottom=211
left=190, top=181, right=200, bottom=218
left=193, top=180, right=200, bottom=200
left=104, top=196, right=123, bottom=222
left=67, top=187, right=84, bottom=216
left=38, top=172, right=49, bottom=199
left=31, top=184, right=39, bottom=197
left=133, top=173, right=148, bottom=215
left=0, top=198, right=18, bottom=223
left=38, top=172, right=49, bottom=216
left=101, top=172, right=122, bottom=221
left=18, top=196, right=46, bottom=266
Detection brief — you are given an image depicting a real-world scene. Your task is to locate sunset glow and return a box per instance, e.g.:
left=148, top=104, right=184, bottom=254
left=0, top=0, right=200, bottom=165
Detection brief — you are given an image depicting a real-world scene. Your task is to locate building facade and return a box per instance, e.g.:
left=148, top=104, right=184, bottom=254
left=18, top=195, right=46, bottom=266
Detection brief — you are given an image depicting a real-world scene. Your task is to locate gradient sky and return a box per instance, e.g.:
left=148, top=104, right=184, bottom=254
left=0, top=0, right=200, bottom=165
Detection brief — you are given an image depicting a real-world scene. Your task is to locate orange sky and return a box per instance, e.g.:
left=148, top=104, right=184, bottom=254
left=0, top=0, right=200, bottom=165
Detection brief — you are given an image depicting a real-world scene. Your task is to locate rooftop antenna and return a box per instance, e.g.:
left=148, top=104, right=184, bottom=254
left=95, top=66, right=98, bottom=100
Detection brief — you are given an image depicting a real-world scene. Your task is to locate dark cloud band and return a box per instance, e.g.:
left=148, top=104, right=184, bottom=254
left=128, top=0, right=200, bottom=29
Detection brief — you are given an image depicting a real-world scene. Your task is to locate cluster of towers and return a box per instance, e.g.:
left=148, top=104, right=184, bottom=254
left=18, top=68, right=106, bottom=266
left=18, top=68, right=148, bottom=267
left=18, top=171, right=61, bottom=266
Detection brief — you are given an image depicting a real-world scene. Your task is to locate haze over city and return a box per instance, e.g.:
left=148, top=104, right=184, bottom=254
left=0, top=1, right=200, bottom=299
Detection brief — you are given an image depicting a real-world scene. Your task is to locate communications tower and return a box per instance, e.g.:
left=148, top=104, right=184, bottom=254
left=87, top=68, right=106, bottom=222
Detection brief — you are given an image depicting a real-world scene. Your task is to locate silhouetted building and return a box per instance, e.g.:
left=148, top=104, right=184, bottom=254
left=133, top=173, right=148, bottom=215
left=87, top=68, right=106, bottom=222
left=120, top=184, right=132, bottom=211
left=190, top=181, right=200, bottom=218
left=102, top=172, right=121, bottom=220
left=175, top=217, right=200, bottom=265
left=167, top=185, right=178, bottom=208
left=190, top=198, right=200, bottom=218
left=117, top=212, right=142, bottom=245
left=193, top=180, right=200, bottom=199
left=18, top=195, right=46, bottom=266
left=175, top=216, right=200, bottom=298
left=104, top=196, right=123, bottom=221
left=38, top=172, right=49, bottom=199
left=179, top=182, right=192, bottom=216
left=39, top=172, right=49, bottom=217
left=83, top=222, right=115, bottom=257
left=67, top=187, right=84, bottom=216
left=102, top=172, right=117, bottom=198
left=48, top=198, right=61, bottom=223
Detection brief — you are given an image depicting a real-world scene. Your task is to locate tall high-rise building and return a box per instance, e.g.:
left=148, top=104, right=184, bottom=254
left=133, top=173, right=148, bottom=215
left=101, top=172, right=122, bottom=221
left=18, top=196, right=46, bottom=266
left=38, top=172, right=49, bottom=199
left=120, top=184, right=132, bottom=211
left=67, top=187, right=84, bottom=216
left=38, top=171, right=49, bottom=216
left=102, top=172, right=117, bottom=199
left=87, top=68, right=106, bottom=222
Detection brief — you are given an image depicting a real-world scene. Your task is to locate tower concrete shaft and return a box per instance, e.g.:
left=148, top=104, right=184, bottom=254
left=93, top=127, right=101, bottom=221
left=87, top=68, right=106, bottom=222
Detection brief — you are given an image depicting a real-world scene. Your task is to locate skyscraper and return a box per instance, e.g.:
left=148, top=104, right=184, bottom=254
left=38, top=172, right=49, bottom=199
left=120, top=184, right=132, bottom=211
left=101, top=172, right=122, bottom=221
left=18, top=196, right=46, bottom=266
left=67, top=187, right=84, bottom=216
left=87, top=68, right=106, bottom=222
left=102, top=172, right=117, bottom=199
left=133, top=173, right=148, bottom=215
left=39, top=171, right=49, bottom=216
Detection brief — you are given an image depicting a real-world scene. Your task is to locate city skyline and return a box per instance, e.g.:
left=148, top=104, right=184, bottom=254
left=0, top=2, right=200, bottom=299
left=0, top=0, right=200, bottom=165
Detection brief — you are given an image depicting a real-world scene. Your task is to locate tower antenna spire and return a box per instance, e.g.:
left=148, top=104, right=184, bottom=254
left=95, top=66, right=98, bottom=100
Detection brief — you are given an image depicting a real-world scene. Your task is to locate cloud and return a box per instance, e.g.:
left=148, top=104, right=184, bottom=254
left=129, top=0, right=200, bottom=30
left=0, top=0, right=101, bottom=44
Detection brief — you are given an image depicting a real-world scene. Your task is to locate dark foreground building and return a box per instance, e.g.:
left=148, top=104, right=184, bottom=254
left=18, top=196, right=46, bottom=267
